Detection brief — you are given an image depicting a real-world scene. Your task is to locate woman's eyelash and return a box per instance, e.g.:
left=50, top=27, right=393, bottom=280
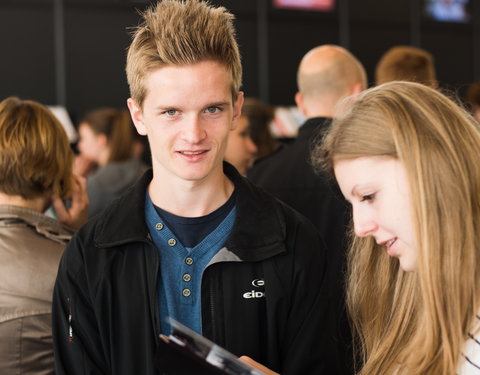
left=361, top=193, right=375, bottom=202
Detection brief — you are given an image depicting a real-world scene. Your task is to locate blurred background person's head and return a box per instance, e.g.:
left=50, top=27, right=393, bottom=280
left=224, top=110, right=258, bottom=175
left=77, top=107, right=134, bottom=167
left=466, top=81, right=480, bottom=123
left=295, top=44, right=367, bottom=119
left=0, top=96, right=74, bottom=210
left=375, top=45, right=437, bottom=88
left=242, top=97, right=276, bottom=160
left=224, top=97, right=277, bottom=175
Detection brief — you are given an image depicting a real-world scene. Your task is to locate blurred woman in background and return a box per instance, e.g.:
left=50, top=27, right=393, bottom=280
left=76, top=107, right=147, bottom=217
left=242, top=97, right=276, bottom=160
left=224, top=97, right=276, bottom=175
left=224, top=112, right=258, bottom=175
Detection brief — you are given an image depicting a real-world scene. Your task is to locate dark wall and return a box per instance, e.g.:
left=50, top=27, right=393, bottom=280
left=0, top=0, right=478, bottom=120
left=1, top=2, right=56, bottom=106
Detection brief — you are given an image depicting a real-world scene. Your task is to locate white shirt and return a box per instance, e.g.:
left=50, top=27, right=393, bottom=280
left=458, top=315, right=480, bottom=374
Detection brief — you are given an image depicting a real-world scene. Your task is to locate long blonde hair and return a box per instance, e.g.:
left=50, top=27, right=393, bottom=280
left=312, top=81, right=480, bottom=374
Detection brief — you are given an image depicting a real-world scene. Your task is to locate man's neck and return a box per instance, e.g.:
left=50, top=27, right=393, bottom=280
left=148, top=170, right=234, bottom=218
left=303, top=105, right=335, bottom=119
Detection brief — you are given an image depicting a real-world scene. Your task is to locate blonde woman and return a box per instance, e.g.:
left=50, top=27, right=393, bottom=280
left=244, top=81, right=480, bottom=374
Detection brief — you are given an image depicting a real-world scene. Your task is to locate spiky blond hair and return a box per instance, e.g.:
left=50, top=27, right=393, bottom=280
left=126, top=0, right=242, bottom=107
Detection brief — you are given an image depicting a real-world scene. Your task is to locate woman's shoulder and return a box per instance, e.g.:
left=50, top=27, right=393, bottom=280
left=458, top=314, right=480, bottom=374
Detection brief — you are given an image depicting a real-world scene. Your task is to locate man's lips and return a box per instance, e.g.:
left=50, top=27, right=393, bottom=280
left=176, top=150, right=210, bottom=162
left=177, top=150, right=207, bottom=155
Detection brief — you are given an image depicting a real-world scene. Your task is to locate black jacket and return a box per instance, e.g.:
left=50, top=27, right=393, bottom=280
left=248, top=117, right=349, bottom=256
left=248, top=118, right=353, bottom=375
left=52, top=163, right=331, bottom=375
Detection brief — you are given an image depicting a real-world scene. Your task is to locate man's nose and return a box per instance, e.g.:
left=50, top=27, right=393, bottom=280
left=182, top=116, right=207, bottom=143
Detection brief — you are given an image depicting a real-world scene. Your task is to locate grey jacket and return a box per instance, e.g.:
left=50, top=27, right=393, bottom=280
left=0, top=205, right=72, bottom=375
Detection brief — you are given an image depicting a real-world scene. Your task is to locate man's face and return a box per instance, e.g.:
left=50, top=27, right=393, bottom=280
left=128, top=61, right=243, bottom=185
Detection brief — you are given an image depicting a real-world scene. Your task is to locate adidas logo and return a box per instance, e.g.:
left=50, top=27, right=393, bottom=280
left=243, top=278, right=265, bottom=299
left=243, top=290, right=265, bottom=299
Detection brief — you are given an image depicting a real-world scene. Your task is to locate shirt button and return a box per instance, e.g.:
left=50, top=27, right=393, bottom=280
left=155, top=223, right=164, bottom=230
left=183, top=273, right=191, bottom=282
left=182, top=288, right=191, bottom=297
left=185, top=257, right=194, bottom=265
left=167, top=238, right=176, bottom=246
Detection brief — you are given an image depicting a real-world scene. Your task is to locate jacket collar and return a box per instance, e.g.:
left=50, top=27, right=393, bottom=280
left=0, top=205, right=73, bottom=244
left=297, top=117, right=332, bottom=142
left=94, top=163, right=287, bottom=261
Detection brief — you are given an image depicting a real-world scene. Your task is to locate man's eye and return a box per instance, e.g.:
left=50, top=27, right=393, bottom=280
left=164, top=109, right=178, bottom=116
left=205, top=106, right=221, bottom=114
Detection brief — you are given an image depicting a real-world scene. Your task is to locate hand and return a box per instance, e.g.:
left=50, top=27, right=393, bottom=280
left=52, top=175, right=89, bottom=230
left=239, top=356, right=280, bottom=375
left=73, top=154, right=96, bottom=176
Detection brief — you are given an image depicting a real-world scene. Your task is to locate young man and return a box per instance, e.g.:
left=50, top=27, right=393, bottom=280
left=52, top=1, right=330, bottom=374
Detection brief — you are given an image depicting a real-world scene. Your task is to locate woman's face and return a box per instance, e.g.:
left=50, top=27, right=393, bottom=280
left=77, top=123, right=107, bottom=163
left=224, top=116, right=258, bottom=175
left=334, top=156, right=418, bottom=272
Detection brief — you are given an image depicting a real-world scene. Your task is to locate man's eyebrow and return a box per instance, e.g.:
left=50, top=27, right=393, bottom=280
left=153, top=104, right=179, bottom=110
left=205, top=101, right=230, bottom=107
left=152, top=102, right=231, bottom=110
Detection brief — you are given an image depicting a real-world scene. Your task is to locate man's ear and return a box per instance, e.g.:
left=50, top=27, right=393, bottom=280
left=127, top=98, right=147, bottom=136
left=231, top=91, right=244, bottom=130
left=349, top=82, right=364, bottom=96
left=342, top=83, right=365, bottom=105
left=295, top=91, right=308, bottom=117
